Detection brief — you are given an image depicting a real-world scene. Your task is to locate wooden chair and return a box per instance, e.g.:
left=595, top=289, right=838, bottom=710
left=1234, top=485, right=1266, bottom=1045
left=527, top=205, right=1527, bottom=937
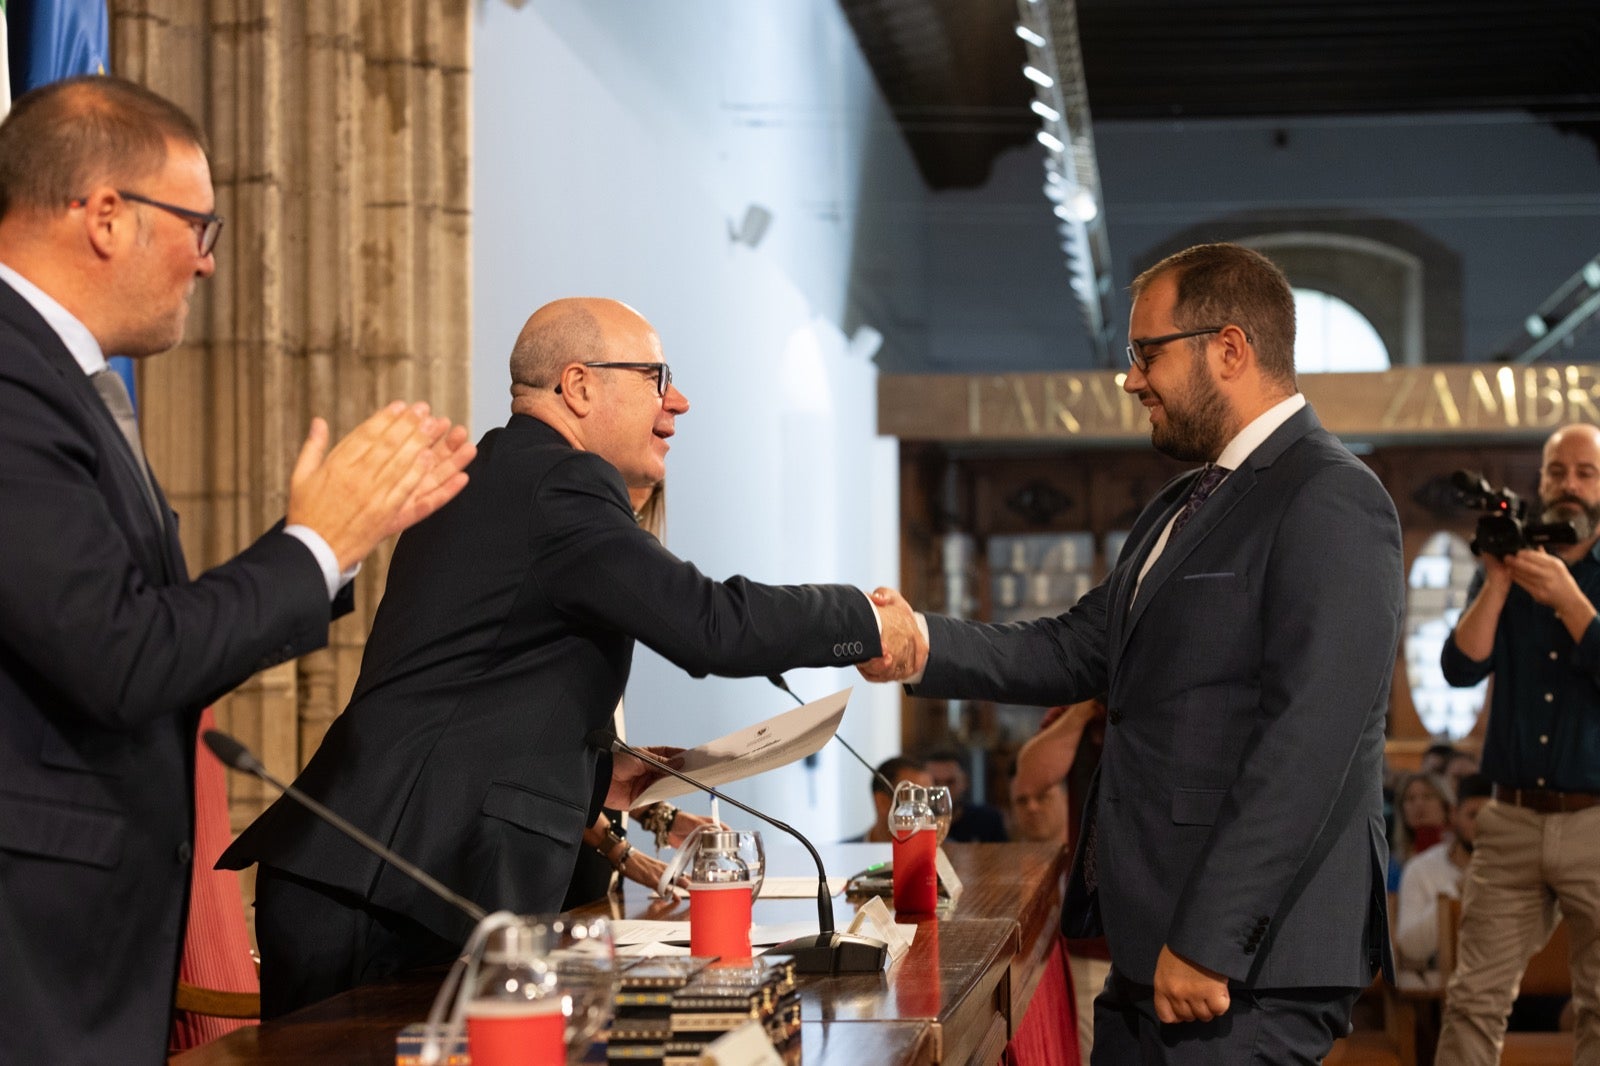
left=174, top=980, right=260, bottom=1020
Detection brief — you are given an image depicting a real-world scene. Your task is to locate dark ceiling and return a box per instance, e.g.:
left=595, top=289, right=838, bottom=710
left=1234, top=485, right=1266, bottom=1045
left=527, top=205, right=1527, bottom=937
left=839, top=0, right=1600, bottom=189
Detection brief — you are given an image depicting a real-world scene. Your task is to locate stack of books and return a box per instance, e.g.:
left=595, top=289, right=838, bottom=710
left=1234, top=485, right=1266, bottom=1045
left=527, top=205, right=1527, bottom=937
left=606, top=956, right=800, bottom=1065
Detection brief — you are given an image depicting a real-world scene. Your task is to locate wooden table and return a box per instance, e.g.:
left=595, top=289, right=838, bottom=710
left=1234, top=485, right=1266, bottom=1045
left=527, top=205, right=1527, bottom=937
left=171, top=841, right=1067, bottom=1066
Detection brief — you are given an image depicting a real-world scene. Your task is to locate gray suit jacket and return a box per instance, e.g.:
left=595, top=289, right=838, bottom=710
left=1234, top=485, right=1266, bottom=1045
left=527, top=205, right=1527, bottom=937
left=917, top=405, right=1400, bottom=988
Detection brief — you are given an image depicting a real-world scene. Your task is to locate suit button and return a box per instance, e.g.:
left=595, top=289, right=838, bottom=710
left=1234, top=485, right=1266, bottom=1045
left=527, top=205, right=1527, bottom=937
left=1108, top=708, right=1123, bottom=724
left=176, top=841, right=193, bottom=864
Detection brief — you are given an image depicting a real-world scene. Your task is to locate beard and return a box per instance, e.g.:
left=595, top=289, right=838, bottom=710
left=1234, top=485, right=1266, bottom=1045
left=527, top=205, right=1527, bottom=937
left=1150, top=352, right=1232, bottom=462
left=1540, top=495, right=1600, bottom=541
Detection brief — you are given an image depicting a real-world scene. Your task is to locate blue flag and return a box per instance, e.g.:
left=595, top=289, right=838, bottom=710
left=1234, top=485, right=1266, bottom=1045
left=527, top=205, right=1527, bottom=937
left=9, top=3, right=132, bottom=398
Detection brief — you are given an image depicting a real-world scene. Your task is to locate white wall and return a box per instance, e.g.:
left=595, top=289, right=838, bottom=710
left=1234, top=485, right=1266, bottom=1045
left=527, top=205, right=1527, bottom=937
left=472, top=0, right=926, bottom=841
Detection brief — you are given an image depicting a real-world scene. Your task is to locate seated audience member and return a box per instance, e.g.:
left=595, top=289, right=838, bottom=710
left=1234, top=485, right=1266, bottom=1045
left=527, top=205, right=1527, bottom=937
left=845, top=756, right=931, bottom=842
left=1444, top=747, right=1479, bottom=797
left=1389, top=770, right=1453, bottom=892
left=1010, top=769, right=1069, bottom=847
left=1421, top=741, right=1459, bottom=777
left=1394, top=773, right=1492, bottom=987
left=923, top=749, right=1008, bottom=843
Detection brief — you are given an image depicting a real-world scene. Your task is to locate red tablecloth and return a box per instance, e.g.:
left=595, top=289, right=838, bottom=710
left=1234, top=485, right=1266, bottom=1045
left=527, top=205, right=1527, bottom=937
left=1004, top=936, right=1081, bottom=1065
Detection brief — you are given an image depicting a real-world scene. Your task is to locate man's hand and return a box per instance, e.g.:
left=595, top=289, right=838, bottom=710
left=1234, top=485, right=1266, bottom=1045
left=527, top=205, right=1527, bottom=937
left=1153, top=945, right=1231, bottom=1025
left=1507, top=548, right=1583, bottom=609
left=287, top=402, right=476, bottom=570
left=605, top=746, right=685, bottom=810
left=858, top=587, right=927, bottom=683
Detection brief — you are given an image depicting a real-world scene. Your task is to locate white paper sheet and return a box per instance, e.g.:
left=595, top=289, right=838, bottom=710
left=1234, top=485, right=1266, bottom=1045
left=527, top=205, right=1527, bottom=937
left=630, top=688, right=852, bottom=806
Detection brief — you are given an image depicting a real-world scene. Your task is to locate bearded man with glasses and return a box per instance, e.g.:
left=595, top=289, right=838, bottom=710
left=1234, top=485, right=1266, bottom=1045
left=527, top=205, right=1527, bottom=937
left=864, top=242, right=1403, bottom=1064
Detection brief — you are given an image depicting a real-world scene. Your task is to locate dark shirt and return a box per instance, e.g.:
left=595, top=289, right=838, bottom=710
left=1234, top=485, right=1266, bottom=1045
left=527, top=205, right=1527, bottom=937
left=949, top=802, right=1009, bottom=843
left=1441, top=544, right=1600, bottom=792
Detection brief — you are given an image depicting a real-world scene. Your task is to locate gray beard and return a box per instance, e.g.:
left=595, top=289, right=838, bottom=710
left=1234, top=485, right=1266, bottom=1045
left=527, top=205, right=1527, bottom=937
left=1541, top=500, right=1600, bottom=542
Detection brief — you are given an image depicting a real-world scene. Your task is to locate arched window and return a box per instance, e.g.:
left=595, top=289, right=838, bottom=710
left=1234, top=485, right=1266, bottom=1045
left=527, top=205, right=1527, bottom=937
left=1292, top=288, right=1390, bottom=372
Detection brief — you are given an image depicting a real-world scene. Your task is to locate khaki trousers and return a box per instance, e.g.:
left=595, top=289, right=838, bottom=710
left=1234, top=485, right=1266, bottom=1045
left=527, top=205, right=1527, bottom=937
left=1436, top=799, right=1600, bottom=1064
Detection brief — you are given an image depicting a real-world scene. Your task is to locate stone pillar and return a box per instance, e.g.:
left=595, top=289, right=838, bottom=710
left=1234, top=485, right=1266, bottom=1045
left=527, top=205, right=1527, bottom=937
left=110, top=0, right=472, bottom=824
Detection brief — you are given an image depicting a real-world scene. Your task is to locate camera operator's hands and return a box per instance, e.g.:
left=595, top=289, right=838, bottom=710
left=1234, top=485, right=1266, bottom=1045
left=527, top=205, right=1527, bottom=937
left=1506, top=549, right=1576, bottom=606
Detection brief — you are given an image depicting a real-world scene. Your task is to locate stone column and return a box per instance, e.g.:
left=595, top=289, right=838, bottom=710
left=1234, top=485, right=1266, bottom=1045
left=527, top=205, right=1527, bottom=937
left=110, top=0, right=473, bottom=824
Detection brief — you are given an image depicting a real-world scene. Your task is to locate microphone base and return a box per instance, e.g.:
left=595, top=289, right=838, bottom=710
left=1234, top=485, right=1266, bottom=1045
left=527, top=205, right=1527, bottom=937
left=767, top=931, right=888, bottom=975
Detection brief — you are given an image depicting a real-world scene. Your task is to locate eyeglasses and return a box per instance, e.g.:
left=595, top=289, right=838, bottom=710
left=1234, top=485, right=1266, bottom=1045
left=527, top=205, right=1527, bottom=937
left=555, top=361, right=673, bottom=398
left=1125, top=327, right=1223, bottom=372
left=71, top=190, right=225, bottom=256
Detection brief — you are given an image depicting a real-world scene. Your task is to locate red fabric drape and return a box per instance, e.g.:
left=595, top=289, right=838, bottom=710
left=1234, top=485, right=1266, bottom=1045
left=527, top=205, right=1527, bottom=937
left=169, top=708, right=260, bottom=1051
left=1004, top=936, right=1081, bottom=1066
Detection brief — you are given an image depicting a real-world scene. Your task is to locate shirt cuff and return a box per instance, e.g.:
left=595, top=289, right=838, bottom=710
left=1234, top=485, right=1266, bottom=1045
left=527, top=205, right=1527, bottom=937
left=903, top=612, right=931, bottom=686
left=283, top=524, right=360, bottom=601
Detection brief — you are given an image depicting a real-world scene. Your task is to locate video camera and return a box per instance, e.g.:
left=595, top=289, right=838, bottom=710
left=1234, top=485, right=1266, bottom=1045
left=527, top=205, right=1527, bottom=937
left=1451, top=471, right=1578, bottom=558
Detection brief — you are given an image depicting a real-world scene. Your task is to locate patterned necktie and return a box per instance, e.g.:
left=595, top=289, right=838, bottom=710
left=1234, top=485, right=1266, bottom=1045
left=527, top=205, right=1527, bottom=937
left=1169, top=463, right=1228, bottom=539
left=90, top=368, right=162, bottom=518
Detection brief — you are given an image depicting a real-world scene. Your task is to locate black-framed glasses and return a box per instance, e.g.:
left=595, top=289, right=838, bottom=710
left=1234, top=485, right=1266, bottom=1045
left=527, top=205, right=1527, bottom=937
left=556, top=361, right=673, bottom=398
left=1125, top=327, right=1223, bottom=372
left=77, top=190, right=224, bottom=256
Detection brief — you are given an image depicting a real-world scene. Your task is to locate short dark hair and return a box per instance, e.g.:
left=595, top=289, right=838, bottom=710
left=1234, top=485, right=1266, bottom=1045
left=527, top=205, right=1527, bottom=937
left=0, top=75, right=208, bottom=222
left=1456, top=772, right=1493, bottom=804
left=1130, top=243, right=1297, bottom=388
left=872, top=755, right=924, bottom=798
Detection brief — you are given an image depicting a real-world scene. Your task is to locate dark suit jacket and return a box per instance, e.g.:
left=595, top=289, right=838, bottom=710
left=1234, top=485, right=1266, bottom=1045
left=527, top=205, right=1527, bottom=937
left=222, top=415, right=881, bottom=946
left=916, top=406, right=1401, bottom=989
left=0, top=279, right=344, bottom=1064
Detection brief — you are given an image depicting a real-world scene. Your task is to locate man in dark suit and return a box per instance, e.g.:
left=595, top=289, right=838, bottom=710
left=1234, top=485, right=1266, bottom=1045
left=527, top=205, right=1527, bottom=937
left=221, top=296, right=923, bottom=1016
left=867, top=243, right=1403, bottom=1063
left=0, top=77, right=475, bottom=1065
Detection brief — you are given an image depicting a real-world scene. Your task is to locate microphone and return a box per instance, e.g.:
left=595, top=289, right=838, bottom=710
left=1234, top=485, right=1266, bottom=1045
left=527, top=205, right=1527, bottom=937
left=202, top=730, right=488, bottom=924
left=586, top=728, right=886, bottom=975
left=768, top=674, right=894, bottom=796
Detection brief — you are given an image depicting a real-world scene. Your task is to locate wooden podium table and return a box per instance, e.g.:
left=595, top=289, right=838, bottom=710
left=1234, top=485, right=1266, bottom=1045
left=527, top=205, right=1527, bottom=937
left=171, top=841, right=1068, bottom=1066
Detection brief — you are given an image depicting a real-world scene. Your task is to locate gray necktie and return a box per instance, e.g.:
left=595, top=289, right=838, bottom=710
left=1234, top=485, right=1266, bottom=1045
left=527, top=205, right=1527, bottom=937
left=90, top=368, right=162, bottom=518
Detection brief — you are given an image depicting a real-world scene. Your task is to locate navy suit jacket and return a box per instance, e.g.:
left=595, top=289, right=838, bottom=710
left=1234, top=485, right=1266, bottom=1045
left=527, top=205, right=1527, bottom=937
left=916, top=405, right=1401, bottom=988
left=0, top=279, right=344, bottom=1064
left=222, top=415, right=882, bottom=946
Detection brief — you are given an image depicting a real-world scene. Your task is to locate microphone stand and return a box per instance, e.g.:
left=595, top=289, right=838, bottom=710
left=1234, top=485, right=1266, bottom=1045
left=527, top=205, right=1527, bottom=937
left=768, top=674, right=894, bottom=795
left=592, top=730, right=886, bottom=975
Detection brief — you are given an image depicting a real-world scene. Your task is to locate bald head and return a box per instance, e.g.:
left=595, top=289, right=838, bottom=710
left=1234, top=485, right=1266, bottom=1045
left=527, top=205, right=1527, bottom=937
left=510, top=298, right=620, bottom=396
left=506, top=297, right=686, bottom=491
left=1539, top=422, right=1600, bottom=551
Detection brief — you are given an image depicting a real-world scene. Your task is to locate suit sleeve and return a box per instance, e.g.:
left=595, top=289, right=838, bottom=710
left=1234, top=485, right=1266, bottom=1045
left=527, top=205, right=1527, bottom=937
left=909, top=580, right=1111, bottom=708
left=533, top=453, right=880, bottom=675
left=1164, top=462, right=1403, bottom=980
left=0, top=369, right=334, bottom=731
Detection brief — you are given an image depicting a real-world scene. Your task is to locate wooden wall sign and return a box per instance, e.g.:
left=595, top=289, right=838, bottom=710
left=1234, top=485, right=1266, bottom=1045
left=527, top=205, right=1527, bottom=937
left=881, top=364, right=1600, bottom=444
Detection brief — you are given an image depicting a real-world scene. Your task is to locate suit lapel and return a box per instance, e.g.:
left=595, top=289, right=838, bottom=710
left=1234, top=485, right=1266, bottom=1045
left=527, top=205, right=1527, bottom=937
left=0, top=281, right=179, bottom=580
left=1115, top=404, right=1323, bottom=657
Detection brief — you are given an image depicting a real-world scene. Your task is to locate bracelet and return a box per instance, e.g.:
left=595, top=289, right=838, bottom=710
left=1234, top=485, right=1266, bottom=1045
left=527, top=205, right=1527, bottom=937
left=600, top=829, right=633, bottom=872
left=638, top=802, right=680, bottom=850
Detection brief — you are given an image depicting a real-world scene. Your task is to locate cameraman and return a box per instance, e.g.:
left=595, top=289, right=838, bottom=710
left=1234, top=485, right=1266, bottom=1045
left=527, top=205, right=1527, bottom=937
left=1437, top=422, right=1600, bottom=1063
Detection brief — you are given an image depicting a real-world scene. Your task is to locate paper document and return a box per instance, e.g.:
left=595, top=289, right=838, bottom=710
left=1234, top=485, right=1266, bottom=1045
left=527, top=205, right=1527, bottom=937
left=630, top=688, right=852, bottom=806
left=759, top=876, right=847, bottom=898
left=610, top=920, right=819, bottom=947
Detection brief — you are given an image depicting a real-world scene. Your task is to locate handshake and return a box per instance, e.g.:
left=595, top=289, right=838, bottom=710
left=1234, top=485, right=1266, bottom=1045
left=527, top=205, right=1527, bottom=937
left=861, top=587, right=928, bottom=684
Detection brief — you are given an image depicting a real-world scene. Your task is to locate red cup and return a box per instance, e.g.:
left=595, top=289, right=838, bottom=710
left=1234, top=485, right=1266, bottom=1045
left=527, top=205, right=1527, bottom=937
left=893, top=827, right=938, bottom=914
left=465, top=997, right=565, bottom=1066
left=689, top=881, right=754, bottom=961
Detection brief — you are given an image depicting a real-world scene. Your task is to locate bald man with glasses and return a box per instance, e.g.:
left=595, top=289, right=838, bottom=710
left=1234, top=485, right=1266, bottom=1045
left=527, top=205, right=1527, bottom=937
left=222, top=296, right=925, bottom=1015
